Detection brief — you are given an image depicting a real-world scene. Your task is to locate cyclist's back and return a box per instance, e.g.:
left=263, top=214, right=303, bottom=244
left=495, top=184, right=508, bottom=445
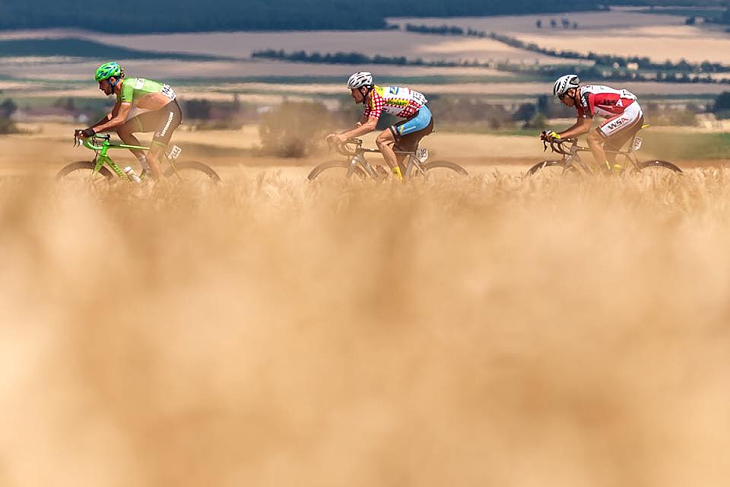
left=118, top=77, right=177, bottom=109
left=364, top=85, right=427, bottom=119
left=577, top=85, right=638, bottom=120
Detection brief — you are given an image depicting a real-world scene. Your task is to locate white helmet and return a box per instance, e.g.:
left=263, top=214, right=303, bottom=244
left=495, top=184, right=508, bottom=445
left=347, top=71, right=373, bottom=90
left=553, top=74, right=580, bottom=97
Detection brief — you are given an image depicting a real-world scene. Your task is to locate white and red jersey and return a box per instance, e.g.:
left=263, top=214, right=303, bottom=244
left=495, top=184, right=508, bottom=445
left=576, top=85, right=638, bottom=119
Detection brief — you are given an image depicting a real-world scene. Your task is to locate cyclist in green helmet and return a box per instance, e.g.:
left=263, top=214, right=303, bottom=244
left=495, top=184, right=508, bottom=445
left=74, top=62, right=183, bottom=179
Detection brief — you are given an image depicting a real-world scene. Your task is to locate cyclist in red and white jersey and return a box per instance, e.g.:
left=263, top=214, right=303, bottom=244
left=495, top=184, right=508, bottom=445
left=326, top=71, right=433, bottom=180
left=542, top=74, right=644, bottom=173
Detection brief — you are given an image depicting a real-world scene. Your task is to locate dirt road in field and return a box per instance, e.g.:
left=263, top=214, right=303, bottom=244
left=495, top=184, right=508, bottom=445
left=0, top=123, right=546, bottom=179
left=2, top=122, right=723, bottom=180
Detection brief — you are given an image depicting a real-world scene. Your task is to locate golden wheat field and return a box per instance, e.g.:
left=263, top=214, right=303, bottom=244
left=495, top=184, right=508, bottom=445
left=2, top=151, right=730, bottom=486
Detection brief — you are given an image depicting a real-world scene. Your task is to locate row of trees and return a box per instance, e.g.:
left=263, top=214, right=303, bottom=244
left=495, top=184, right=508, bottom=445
left=535, top=19, right=578, bottom=29
left=252, top=49, right=730, bottom=85
left=0, top=99, right=18, bottom=134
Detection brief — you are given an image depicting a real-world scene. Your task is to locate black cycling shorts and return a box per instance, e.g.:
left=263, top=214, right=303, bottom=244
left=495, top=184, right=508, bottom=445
left=126, top=100, right=182, bottom=147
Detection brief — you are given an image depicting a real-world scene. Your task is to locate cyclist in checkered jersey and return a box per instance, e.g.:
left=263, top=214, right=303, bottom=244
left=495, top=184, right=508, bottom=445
left=542, top=74, right=644, bottom=173
left=326, top=72, right=433, bottom=180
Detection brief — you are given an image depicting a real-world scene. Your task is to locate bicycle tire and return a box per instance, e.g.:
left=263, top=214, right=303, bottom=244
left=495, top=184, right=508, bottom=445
left=526, top=159, right=578, bottom=176
left=420, top=160, right=469, bottom=177
left=55, top=161, right=115, bottom=181
left=307, top=160, right=368, bottom=181
left=164, top=160, right=221, bottom=182
left=635, top=159, right=682, bottom=174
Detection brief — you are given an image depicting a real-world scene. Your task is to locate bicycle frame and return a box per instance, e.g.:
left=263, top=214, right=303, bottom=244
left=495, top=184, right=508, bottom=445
left=76, top=134, right=182, bottom=181
left=545, top=136, right=643, bottom=176
left=337, top=139, right=429, bottom=180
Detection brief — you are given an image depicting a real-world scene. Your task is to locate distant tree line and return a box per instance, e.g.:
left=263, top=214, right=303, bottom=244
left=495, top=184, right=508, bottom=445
left=252, top=49, right=470, bottom=68
left=0, top=0, right=602, bottom=33
left=0, top=99, right=19, bottom=134
left=713, top=91, right=730, bottom=119
left=251, top=49, right=730, bottom=85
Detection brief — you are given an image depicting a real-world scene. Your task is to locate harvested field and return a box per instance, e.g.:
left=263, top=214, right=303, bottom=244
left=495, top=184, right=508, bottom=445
left=392, top=9, right=730, bottom=65
left=517, top=25, right=730, bottom=65
left=2, top=29, right=576, bottom=65
left=2, top=161, right=730, bottom=486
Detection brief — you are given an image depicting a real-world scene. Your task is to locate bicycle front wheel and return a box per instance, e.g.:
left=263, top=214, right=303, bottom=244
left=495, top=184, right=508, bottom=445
left=56, top=161, right=115, bottom=185
left=307, top=160, right=368, bottom=181
left=409, top=160, right=468, bottom=182
left=164, top=161, right=221, bottom=183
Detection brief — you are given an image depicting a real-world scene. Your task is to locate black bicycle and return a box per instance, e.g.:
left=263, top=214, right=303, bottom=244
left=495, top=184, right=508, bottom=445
left=527, top=129, right=682, bottom=177
left=307, top=138, right=468, bottom=181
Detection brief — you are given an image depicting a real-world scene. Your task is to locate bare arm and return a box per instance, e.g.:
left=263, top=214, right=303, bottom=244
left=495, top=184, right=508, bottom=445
left=91, top=102, right=132, bottom=133
left=339, top=116, right=377, bottom=139
left=326, top=114, right=377, bottom=142
left=90, top=112, right=113, bottom=128
left=558, top=117, right=592, bottom=139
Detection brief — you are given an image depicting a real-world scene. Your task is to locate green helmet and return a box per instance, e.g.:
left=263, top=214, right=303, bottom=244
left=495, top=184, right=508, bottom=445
left=94, top=62, right=123, bottom=82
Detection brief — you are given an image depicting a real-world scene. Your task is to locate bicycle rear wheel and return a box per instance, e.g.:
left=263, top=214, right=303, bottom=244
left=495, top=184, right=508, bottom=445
left=635, top=159, right=682, bottom=174
left=307, top=161, right=368, bottom=181
left=164, top=160, right=221, bottom=183
left=629, top=159, right=682, bottom=184
left=409, top=160, right=468, bottom=182
left=56, top=161, right=114, bottom=185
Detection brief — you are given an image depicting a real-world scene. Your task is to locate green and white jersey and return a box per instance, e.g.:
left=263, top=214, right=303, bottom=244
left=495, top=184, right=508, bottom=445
left=117, top=77, right=176, bottom=104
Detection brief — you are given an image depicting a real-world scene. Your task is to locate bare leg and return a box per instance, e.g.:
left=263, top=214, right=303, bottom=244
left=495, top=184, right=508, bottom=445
left=146, top=143, right=166, bottom=180
left=375, top=129, right=402, bottom=179
left=587, top=130, right=610, bottom=173
left=116, top=121, right=146, bottom=161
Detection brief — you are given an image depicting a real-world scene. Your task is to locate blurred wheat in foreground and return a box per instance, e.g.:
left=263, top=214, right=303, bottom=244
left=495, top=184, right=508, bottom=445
left=1, top=170, right=730, bottom=487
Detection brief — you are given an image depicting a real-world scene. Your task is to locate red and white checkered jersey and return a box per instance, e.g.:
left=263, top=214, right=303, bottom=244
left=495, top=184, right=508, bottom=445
left=363, top=85, right=427, bottom=120
left=577, top=85, right=638, bottom=119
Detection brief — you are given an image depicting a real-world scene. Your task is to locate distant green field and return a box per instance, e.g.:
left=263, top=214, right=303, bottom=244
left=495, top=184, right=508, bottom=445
left=640, top=131, right=730, bottom=160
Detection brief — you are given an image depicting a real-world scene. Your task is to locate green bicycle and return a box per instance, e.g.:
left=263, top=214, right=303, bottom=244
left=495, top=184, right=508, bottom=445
left=56, top=134, right=221, bottom=183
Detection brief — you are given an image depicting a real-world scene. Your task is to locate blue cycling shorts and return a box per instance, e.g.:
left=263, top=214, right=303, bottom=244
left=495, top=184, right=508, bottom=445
left=390, top=105, right=432, bottom=137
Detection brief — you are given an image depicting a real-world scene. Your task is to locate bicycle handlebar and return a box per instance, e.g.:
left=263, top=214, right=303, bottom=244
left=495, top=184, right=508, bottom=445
left=74, top=133, right=110, bottom=149
left=329, top=137, right=380, bottom=157
left=543, top=137, right=581, bottom=156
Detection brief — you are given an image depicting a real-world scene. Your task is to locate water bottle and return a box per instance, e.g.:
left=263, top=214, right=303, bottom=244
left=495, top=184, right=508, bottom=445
left=123, top=166, right=142, bottom=183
